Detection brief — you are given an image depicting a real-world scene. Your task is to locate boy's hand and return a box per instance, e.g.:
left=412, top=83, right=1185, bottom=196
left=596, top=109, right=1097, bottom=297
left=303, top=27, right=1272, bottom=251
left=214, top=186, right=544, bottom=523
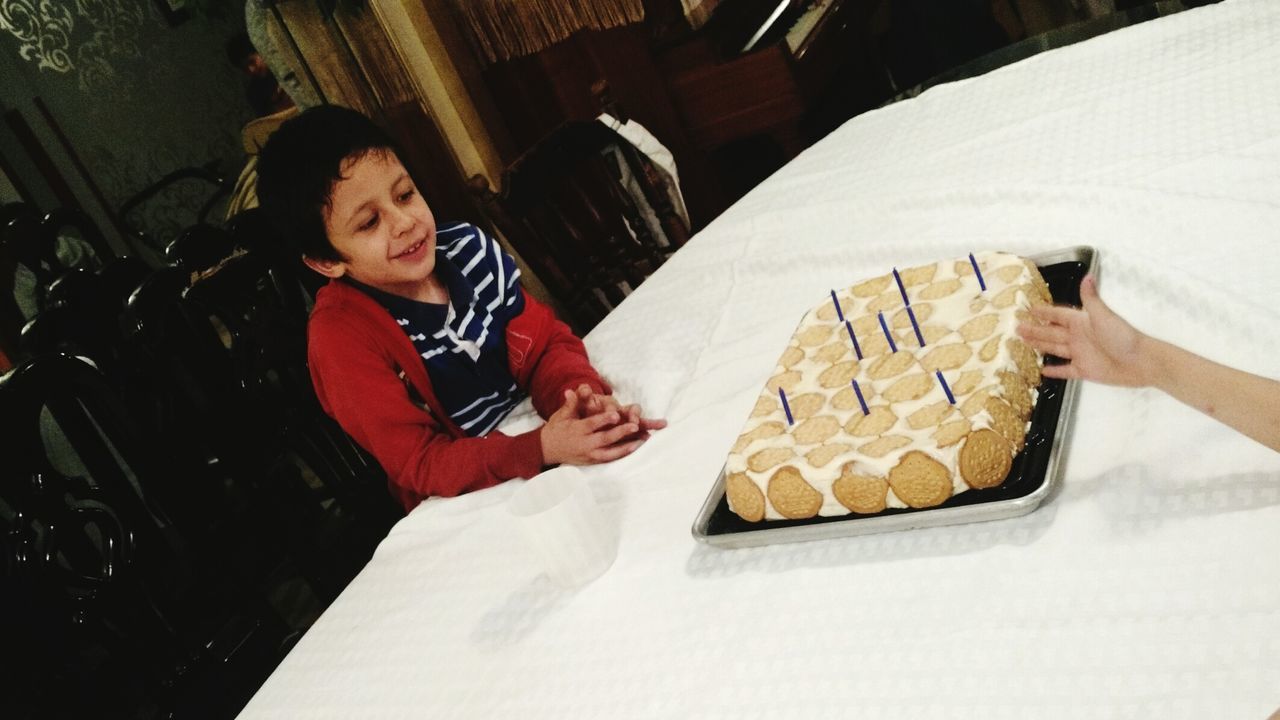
left=540, top=389, right=647, bottom=466
left=571, top=384, right=668, bottom=439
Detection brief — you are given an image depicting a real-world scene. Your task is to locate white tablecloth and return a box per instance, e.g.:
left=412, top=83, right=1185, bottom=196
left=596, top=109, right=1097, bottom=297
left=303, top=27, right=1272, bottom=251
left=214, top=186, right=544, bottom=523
left=241, top=1, right=1280, bottom=717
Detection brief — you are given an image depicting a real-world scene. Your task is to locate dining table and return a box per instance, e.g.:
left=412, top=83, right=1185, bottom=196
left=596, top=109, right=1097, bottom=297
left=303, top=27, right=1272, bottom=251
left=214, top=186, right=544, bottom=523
left=239, top=0, right=1280, bottom=716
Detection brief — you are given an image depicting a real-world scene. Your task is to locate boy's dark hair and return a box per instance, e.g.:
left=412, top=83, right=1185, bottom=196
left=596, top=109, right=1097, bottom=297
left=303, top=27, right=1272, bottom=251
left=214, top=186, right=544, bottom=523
left=256, top=105, right=402, bottom=262
left=225, top=32, right=256, bottom=69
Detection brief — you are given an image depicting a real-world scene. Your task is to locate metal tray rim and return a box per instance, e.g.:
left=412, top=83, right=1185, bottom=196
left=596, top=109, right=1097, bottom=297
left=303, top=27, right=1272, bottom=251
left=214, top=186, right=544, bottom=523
left=690, top=245, right=1098, bottom=549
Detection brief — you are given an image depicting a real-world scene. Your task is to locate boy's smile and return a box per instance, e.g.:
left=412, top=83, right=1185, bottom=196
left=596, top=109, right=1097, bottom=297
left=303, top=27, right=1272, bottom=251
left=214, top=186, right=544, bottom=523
left=392, top=238, right=429, bottom=260
left=306, top=150, right=445, bottom=303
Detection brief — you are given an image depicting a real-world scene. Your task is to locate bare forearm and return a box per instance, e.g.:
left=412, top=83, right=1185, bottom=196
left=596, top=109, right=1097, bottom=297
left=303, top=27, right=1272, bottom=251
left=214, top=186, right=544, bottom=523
left=1141, top=337, right=1280, bottom=452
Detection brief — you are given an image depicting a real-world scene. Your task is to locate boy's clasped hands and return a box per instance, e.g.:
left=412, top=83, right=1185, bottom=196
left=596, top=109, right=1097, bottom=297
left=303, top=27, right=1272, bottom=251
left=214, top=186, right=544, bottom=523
left=540, top=384, right=667, bottom=466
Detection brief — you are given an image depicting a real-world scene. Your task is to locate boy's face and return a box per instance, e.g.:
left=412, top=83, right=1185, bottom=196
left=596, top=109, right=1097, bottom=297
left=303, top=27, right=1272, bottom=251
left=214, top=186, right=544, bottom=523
left=305, top=150, right=438, bottom=301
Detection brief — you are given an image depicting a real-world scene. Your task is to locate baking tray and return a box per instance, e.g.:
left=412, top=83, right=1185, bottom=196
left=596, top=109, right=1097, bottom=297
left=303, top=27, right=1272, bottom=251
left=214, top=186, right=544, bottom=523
left=691, top=246, right=1097, bottom=548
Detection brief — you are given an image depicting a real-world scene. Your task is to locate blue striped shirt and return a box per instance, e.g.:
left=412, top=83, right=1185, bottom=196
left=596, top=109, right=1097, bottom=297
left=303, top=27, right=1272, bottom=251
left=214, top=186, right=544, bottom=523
left=347, top=222, right=527, bottom=436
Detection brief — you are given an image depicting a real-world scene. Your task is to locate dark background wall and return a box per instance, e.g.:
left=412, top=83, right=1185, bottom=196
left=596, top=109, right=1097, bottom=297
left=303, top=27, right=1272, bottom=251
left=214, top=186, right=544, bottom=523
left=0, top=0, right=252, bottom=250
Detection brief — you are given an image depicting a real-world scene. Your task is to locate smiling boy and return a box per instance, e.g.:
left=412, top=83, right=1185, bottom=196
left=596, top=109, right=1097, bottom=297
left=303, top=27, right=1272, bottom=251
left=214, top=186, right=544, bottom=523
left=256, top=106, right=663, bottom=510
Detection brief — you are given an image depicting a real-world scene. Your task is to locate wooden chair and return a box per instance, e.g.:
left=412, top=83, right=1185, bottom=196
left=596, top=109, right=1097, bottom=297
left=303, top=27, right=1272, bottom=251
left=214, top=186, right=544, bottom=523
left=121, top=259, right=285, bottom=488
left=264, top=411, right=403, bottom=603
left=20, top=269, right=125, bottom=376
left=124, top=252, right=399, bottom=603
left=179, top=254, right=402, bottom=599
left=180, top=250, right=314, bottom=413
left=2, top=203, right=112, bottom=326
left=1, top=203, right=61, bottom=316
left=117, top=163, right=231, bottom=256
left=164, top=223, right=240, bottom=276
left=41, top=206, right=116, bottom=264
left=98, top=256, right=153, bottom=309
left=470, top=120, right=690, bottom=333
left=227, top=207, right=325, bottom=313
left=19, top=255, right=153, bottom=376
left=0, top=354, right=291, bottom=717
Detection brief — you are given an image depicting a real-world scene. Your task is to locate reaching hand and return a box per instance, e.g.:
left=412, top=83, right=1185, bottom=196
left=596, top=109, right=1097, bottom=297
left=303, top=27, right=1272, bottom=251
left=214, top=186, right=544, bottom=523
left=1021, top=275, right=1280, bottom=452
left=540, top=389, right=648, bottom=466
left=1017, top=275, right=1152, bottom=387
left=570, top=383, right=668, bottom=440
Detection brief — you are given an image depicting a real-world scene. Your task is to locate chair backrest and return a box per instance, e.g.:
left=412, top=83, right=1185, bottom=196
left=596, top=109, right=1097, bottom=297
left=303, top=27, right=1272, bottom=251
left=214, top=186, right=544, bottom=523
left=1, top=202, right=58, bottom=272
left=20, top=264, right=133, bottom=376
left=97, top=256, right=154, bottom=309
left=117, top=164, right=231, bottom=255
left=120, top=254, right=399, bottom=604
left=227, top=207, right=324, bottom=313
left=41, top=207, right=115, bottom=264
left=20, top=289, right=122, bottom=378
left=2, top=204, right=61, bottom=322
left=3, top=203, right=113, bottom=326
left=44, top=266, right=107, bottom=309
left=181, top=250, right=313, bottom=411
left=164, top=223, right=239, bottom=275
left=0, top=354, right=195, bottom=546
left=472, top=120, right=689, bottom=332
left=265, top=411, right=401, bottom=603
left=0, top=354, right=291, bottom=716
left=123, top=259, right=283, bottom=475
left=225, top=206, right=277, bottom=256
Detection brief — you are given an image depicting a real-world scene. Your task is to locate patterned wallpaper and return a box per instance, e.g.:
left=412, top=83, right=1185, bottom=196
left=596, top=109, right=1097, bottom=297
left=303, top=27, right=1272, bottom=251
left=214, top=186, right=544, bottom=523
left=0, top=0, right=252, bottom=248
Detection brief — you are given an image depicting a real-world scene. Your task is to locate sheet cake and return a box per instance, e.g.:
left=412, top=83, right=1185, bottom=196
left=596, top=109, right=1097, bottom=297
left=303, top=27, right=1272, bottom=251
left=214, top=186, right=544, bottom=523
left=724, top=251, right=1051, bottom=521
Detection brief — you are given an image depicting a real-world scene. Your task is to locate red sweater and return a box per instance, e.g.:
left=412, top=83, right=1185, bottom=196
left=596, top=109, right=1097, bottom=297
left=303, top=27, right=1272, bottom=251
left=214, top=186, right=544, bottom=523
left=307, top=280, right=608, bottom=511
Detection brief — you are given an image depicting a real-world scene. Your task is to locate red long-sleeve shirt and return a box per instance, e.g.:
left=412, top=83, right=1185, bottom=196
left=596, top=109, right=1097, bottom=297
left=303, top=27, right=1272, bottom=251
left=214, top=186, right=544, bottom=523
left=307, top=279, right=608, bottom=511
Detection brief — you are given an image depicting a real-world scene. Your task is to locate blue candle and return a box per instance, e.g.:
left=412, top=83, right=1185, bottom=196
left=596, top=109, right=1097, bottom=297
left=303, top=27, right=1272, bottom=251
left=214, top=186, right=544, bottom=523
left=969, top=253, right=987, bottom=292
left=936, top=370, right=956, bottom=405
left=830, top=289, right=845, bottom=322
left=907, top=306, right=926, bottom=347
left=877, top=312, right=898, bottom=353
left=779, top=387, right=794, bottom=425
left=851, top=379, right=869, bottom=415
left=845, top=320, right=863, bottom=360
left=893, top=267, right=910, bottom=307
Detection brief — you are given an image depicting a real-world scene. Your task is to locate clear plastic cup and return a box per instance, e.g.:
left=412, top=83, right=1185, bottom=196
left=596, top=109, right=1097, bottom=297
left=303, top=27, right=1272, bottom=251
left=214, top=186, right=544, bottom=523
left=507, top=466, right=618, bottom=588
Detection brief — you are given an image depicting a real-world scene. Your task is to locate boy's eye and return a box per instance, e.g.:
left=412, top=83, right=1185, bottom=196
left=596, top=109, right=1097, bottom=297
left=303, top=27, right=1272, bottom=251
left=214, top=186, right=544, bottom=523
left=398, top=188, right=416, bottom=202
left=359, top=213, right=379, bottom=231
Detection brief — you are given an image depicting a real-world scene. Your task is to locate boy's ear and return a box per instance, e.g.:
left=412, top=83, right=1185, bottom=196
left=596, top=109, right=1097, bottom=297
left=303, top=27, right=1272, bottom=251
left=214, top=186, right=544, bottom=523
left=303, top=255, right=346, bottom=279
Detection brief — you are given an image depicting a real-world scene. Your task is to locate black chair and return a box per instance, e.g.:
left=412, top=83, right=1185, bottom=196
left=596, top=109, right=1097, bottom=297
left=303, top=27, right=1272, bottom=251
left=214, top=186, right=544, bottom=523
left=225, top=207, right=277, bottom=257
left=121, top=262, right=276, bottom=484
left=119, top=255, right=401, bottom=604
left=19, top=303, right=106, bottom=360
left=2, top=203, right=112, bottom=326
left=0, top=354, right=291, bottom=718
left=41, top=206, right=116, bottom=264
left=1, top=203, right=61, bottom=316
left=264, top=411, right=403, bottom=603
left=1, top=468, right=162, bottom=718
left=180, top=250, right=314, bottom=413
left=43, top=265, right=107, bottom=308
left=2, top=203, right=58, bottom=270
left=165, top=223, right=240, bottom=276
left=98, top=255, right=154, bottom=309
left=471, top=120, right=689, bottom=332
left=124, top=264, right=192, bottom=340
left=179, top=248, right=404, bottom=598
left=118, top=163, right=232, bottom=256
left=21, top=267, right=131, bottom=377
left=227, top=207, right=325, bottom=311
